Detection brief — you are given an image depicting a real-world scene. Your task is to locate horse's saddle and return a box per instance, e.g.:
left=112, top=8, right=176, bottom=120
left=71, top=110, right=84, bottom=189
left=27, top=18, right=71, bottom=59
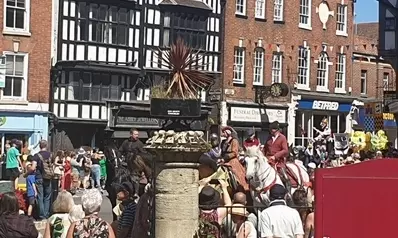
left=275, top=163, right=301, bottom=188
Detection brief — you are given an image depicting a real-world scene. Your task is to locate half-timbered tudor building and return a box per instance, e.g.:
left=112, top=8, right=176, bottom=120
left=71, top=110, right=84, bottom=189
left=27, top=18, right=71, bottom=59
left=50, top=0, right=223, bottom=149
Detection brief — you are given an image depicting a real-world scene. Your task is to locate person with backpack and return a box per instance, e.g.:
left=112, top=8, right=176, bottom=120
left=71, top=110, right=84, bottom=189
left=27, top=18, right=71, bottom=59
left=33, top=140, right=54, bottom=220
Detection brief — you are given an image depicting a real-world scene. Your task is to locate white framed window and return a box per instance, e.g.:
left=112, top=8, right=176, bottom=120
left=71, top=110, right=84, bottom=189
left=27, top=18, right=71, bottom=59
left=299, top=0, right=312, bottom=29
left=255, top=0, right=265, bottom=19
left=360, top=70, right=367, bottom=94
left=3, top=0, right=31, bottom=35
left=316, top=52, right=330, bottom=91
left=2, top=52, right=28, bottom=100
left=233, top=47, right=245, bottom=84
left=272, top=53, right=282, bottom=83
left=274, top=0, right=284, bottom=21
left=253, top=48, right=264, bottom=86
left=383, top=73, right=389, bottom=90
left=236, top=0, right=247, bottom=16
left=336, top=4, right=348, bottom=36
left=335, top=54, right=346, bottom=93
left=297, top=46, right=310, bottom=88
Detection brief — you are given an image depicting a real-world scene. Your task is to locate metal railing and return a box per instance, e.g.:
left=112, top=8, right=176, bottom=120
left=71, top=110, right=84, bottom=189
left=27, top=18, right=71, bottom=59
left=198, top=205, right=313, bottom=238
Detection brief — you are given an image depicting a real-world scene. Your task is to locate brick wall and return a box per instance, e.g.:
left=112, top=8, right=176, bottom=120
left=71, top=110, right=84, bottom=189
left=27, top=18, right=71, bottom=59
left=353, top=30, right=396, bottom=99
left=223, top=0, right=355, bottom=102
left=0, top=1, right=52, bottom=103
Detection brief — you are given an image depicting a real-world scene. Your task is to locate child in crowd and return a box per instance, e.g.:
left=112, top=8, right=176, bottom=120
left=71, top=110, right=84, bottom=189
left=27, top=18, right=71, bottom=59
left=26, top=161, right=38, bottom=217
left=98, top=151, right=107, bottom=189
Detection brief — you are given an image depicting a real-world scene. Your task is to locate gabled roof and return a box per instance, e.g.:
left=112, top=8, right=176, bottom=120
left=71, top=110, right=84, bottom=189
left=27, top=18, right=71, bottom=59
left=355, top=22, right=379, bottom=40
left=158, top=0, right=212, bottom=11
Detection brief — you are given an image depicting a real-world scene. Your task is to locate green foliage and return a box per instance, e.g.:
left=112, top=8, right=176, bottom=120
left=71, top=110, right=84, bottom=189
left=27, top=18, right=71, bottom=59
left=153, top=38, right=214, bottom=99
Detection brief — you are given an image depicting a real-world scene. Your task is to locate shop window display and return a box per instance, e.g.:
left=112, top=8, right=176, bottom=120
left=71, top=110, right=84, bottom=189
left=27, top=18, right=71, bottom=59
left=295, top=112, right=347, bottom=146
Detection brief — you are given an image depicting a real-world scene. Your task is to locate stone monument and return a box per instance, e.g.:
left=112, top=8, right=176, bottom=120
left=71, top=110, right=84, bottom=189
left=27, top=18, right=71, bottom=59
left=145, top=130, right=209, bottom=238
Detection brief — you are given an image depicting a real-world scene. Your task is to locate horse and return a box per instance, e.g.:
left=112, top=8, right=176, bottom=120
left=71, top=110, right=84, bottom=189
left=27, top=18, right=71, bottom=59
left=245, top=144, right=312, bottom=208
left=104, top=145, right=136, bottom=221
left=244, top=146, right=284, bottom=208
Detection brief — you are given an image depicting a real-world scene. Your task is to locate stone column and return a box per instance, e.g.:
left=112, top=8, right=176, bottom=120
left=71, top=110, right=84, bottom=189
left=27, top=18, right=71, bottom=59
left=147, top=149, right=204, bottom=238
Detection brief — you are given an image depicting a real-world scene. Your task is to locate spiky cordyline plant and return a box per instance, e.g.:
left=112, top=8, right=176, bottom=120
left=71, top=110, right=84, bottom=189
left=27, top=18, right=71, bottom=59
left=153, top=38, right=213, bottom=99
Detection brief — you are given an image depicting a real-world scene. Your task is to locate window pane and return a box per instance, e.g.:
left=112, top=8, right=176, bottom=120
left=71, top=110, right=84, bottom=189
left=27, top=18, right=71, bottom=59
left=15, top=56, right=24, bottom=76
left=164, top=15, right=170, bottom=27
left=119, top=8, right=128, bottom=23
left=16, top=0, right=24, bottom=8
left=4, top=77, right=12, bottom=96
left=7, top=0, right=16, bottom=6
left=13, top=77, right=22, bottom=96
left=6, top=55, right=14, bottom=75
left=339, top=113, right=346, bottom=133
left=15, top=9, right=24, bottom=29
left=331, top=115, right=338, bottom=133
left=6, top=8, right=15, bottom=28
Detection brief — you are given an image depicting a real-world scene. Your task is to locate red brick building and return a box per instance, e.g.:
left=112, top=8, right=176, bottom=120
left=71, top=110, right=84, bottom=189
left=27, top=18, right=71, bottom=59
left=0, top=0, right=52, bottom=153
left=221, top=0, right=385, bottom=146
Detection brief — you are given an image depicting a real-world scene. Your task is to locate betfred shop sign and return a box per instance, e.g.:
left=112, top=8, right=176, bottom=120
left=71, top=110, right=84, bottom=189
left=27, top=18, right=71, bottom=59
left=312, top=100, right=339, bottom=111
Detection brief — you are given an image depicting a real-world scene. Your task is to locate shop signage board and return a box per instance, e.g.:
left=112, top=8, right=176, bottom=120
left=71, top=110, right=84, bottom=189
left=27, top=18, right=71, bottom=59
left=298, top=100, right=351, bottom=112
left=116, top=116, right=161, bottom=127
left=266, top=109, right=286, bottom=123
left=312, top=100, right=339, bottom=110
left=230, top=107, right=262, bottom=122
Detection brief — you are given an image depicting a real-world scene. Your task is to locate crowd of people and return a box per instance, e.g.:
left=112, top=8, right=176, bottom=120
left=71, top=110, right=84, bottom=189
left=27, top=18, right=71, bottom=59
left=0, top=128, right=150, bottom=238
left=198, top=121, right=314, bottom=238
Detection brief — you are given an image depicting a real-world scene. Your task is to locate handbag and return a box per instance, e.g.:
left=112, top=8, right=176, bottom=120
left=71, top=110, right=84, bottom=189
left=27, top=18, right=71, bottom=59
left=53, top=166, right=63, bottom=176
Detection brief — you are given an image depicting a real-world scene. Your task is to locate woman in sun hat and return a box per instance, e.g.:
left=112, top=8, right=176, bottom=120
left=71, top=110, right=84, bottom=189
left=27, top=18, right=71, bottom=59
left=230, top=203, right=257, bottom=238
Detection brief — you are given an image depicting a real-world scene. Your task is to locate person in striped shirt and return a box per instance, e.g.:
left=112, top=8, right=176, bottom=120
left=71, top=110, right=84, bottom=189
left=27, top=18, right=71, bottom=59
left=117, top=181, right=137, bottom=238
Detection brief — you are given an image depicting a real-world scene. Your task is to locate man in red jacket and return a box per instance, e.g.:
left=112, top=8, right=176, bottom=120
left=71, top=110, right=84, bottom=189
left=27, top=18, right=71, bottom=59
left=263, top=121, right=290, bottom=191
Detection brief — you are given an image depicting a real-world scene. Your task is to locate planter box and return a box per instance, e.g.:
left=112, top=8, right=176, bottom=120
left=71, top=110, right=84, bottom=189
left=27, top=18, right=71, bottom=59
left=150, top=98, right=201, bottom=118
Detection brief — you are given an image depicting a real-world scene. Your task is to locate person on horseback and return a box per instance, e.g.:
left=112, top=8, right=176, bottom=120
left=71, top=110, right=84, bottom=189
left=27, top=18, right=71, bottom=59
left=199, top=133, right=221, bottom=173
left=263, top=121, right=290, bottom=192
left=119, top=128, right=145, bottom=157
left=243, top=129, right=260, bottom=149
left=220, top=126, right=249, bottom=191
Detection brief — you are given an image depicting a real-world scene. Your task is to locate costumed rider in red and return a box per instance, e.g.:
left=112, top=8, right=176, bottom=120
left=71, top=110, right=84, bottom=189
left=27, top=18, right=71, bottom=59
left=262, top=121, right=291, bottom=192
left=243, top=128, right=260, bottom=150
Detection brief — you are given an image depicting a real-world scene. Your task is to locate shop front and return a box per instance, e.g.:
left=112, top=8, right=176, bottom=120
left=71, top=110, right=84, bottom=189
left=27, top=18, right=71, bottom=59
left=0, top=112, right=48, bottom=155
left=227, top=105, right=288, bottom=144
left=294, top=99, right=353, bottom=146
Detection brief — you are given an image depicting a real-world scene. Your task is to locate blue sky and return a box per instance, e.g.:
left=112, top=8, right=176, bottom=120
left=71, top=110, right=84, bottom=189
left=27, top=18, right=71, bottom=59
left=355, top=0, right=378, bottom=23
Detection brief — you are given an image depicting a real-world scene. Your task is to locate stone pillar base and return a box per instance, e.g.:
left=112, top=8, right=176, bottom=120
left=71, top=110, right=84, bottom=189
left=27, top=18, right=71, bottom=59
left=151, top=150, right=203, bottom=238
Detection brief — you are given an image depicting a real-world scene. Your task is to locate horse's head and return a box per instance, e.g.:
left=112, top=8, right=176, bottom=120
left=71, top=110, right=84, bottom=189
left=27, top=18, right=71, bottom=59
left=245, top=155, right=269, bottom=181
left=244, top=144, right=261, bottom=158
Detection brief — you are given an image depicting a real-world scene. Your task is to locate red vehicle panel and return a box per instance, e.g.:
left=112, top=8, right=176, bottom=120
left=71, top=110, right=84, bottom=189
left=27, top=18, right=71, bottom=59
left=315, top=159, right=398, bottom=238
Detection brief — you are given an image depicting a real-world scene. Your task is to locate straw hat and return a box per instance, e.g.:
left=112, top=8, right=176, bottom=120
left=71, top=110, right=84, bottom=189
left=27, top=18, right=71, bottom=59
left=230, top=203, right=249, bottom=217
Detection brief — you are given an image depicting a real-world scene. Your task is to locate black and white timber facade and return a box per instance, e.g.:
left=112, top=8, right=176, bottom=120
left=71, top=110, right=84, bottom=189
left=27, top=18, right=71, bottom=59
left=50, top=0, right=223, bottom=149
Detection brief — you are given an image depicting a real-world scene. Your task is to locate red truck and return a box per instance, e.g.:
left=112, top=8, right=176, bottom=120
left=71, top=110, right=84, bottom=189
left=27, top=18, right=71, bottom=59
left=315, top=159, right=398, bottom=238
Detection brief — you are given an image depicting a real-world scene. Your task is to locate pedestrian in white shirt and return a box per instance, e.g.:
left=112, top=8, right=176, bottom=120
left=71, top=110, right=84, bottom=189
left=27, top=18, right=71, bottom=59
left=259, top=184, right=304, bottom=238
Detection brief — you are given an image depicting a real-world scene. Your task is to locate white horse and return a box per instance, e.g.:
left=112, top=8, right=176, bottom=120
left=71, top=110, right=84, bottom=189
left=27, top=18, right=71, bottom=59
left=245, top=145, right=313, bottom=207
left=244, top=146, right=284, bottom=207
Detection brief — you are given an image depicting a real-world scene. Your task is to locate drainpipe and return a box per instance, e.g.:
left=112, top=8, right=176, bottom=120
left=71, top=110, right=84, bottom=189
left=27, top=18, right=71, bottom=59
left=350, top=3, right=356, bottom=132
left=219, top=0, right=227, bottom=129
